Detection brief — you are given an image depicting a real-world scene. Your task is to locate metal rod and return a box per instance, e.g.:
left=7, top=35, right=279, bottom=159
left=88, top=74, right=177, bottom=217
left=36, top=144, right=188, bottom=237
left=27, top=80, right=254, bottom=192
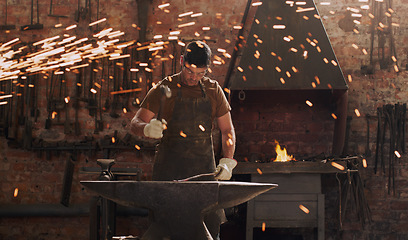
left=175, top=172, right=217, bottom=182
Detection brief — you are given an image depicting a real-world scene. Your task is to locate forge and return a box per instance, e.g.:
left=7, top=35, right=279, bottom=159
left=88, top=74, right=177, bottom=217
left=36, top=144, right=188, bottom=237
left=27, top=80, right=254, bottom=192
left=81, top=180, right=277, bottom=240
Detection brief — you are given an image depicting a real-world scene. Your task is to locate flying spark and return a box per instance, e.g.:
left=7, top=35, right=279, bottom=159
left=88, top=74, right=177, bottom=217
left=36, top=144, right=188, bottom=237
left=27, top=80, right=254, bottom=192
left=362, top=158, right=367, bottom=168
left=227, top=138, right=233, bottom=146
left=178, top=11, right=194, bottom=18
left=299, top=204, right=310, bottom=214
left=191, top=13, right=203, bottom=17
left=65, top=24, right=77, bottom=30
left=178, top=22, right=196, bottom=28
left=296, top=7, right=315, bottom=13
left=89, top=18, right=107, bottom=26
left=158, top=3, right=170, bottom=9
left=199, top=125, right=205, bottom=131
left=273, top=25, right=286, bottom=29
left=331, top=162, right=344, bottom=170
left=280, top=78, right=285, bottom=84
left=314, top=76, right=320, bottom=84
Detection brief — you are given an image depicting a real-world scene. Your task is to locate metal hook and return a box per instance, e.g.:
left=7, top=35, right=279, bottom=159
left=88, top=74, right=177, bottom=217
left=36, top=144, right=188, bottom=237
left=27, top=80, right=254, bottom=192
left=238, top=90, right=246, bottom=101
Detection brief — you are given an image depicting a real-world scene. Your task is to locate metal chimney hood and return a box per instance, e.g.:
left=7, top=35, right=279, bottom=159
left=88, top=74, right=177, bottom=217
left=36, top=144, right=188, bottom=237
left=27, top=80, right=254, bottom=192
left=229, top=0, right=348, bottom=91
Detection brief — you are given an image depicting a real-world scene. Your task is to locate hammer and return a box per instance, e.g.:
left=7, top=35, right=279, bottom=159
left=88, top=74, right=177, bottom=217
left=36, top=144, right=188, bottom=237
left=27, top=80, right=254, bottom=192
left=157, top=85, right=171, bottom=122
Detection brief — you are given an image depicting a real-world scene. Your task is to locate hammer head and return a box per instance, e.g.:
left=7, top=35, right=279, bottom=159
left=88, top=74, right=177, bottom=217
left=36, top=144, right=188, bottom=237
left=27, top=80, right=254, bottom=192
left=160, top=85, right=172, bottom=98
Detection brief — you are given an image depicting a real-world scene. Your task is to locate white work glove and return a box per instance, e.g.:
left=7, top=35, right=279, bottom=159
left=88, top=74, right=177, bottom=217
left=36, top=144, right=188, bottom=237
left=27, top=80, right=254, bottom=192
left=215, top=158, right=237, bottom=180
left=143, top=119, right=166, bottom=139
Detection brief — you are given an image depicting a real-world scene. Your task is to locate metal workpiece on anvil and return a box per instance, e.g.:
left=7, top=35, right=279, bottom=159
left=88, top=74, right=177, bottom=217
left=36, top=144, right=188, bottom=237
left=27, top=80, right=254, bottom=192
left=81, top=180, right=277, bottom=240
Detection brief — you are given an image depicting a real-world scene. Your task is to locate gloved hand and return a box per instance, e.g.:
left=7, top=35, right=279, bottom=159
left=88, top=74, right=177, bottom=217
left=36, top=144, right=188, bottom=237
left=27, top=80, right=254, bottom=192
left=215, top=158, right=237, bottom=180
left=143, top=119, right=166, bottom=139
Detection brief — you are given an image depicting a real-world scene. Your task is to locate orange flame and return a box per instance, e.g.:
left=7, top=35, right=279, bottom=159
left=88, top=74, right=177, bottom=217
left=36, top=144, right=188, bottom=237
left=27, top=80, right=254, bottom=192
left=274, top=141, right=294, bottom=162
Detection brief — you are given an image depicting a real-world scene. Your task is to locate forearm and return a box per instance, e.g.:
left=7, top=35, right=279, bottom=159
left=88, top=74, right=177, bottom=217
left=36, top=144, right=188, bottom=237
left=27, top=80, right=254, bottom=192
left=221, top=128, right=236, bottom=159
left=130, top=116, right=147, bottom=137
left=130, top=108, right=155, bottom=137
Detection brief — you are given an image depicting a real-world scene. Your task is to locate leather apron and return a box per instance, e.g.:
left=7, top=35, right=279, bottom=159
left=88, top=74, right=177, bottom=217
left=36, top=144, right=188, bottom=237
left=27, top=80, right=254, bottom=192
left=152, top=80, right=226, bottom=239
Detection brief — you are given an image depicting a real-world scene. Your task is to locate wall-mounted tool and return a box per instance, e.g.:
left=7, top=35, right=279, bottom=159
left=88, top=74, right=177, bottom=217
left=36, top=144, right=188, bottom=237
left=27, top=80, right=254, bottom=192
left=63, top=74, right=73, bottom=135
left=48, top=0, right=68, bottom=18
left=369, top=0, right=398, bottom=71
left=374, top=103, right=407, bottom=195
left=74, top=69, right=83, bottom=136
left=75, top=0, right=90, bottom=22
left=21, top=0, right=43, bottom=30
left=0, top=0, right=16, bottom=30
left=23, top=75, right=34, bottom=149
left=60, top=154, right=76, bottom=207
left=74, top=0, right=81, bottom=22
left=109, top=61, right=120, bottom=118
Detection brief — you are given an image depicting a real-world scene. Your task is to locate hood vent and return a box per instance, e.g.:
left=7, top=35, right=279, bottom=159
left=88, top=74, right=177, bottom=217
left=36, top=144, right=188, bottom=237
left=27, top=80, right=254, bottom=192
left=229, top=0, right=348, bottom=91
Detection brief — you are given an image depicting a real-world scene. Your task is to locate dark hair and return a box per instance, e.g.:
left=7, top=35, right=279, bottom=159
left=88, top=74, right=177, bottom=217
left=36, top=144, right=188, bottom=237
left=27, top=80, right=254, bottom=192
left=183, top=41, right=212, bottom=68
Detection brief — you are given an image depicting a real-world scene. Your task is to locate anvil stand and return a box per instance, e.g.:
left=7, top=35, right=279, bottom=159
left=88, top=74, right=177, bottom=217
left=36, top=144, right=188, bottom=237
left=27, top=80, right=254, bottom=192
left=82, top=178, right=277, bottom=240
left=85, top=159, right=141, bottom=240
left=91, top=159, right=117, bottom=240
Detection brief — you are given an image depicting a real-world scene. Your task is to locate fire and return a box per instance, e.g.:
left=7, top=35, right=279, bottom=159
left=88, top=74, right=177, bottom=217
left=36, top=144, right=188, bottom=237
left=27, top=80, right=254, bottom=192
left=274, top=141, right=294, bottom=162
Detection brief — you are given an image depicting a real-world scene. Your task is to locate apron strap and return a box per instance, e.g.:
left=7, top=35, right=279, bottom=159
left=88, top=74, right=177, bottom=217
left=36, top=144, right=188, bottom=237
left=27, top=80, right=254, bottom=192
left=177, top=79, right=207, bottom=99
left=198, top=80, right=207, bottom=98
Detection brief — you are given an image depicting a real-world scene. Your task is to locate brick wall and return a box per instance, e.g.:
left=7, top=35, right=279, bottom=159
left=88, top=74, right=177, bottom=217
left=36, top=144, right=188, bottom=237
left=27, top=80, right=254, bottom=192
left=1, top=0, right=408, bottom=239
left=231, top=89, right=337, bottom=161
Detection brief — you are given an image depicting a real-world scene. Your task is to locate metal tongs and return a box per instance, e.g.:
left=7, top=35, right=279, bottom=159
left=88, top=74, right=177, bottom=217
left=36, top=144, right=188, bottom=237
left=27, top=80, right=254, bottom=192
left=174, top=170, right=222, bottom=182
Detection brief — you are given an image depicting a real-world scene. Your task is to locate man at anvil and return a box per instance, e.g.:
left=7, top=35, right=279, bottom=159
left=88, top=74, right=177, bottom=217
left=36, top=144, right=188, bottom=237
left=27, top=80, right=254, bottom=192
left=130, top=40, right=237, bottom=239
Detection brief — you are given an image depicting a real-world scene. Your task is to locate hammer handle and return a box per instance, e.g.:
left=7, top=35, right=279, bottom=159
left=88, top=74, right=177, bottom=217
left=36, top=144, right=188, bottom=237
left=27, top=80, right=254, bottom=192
left=156, top=95, right=166, bottom=121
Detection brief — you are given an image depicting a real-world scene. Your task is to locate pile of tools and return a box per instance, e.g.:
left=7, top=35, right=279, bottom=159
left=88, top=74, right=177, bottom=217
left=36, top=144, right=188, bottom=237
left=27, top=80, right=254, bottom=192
left=375, top=103, right=406, bottom=195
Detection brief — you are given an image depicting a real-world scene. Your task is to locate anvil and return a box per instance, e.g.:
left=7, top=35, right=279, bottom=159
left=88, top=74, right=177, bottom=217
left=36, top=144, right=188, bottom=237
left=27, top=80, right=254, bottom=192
left=81, top=180, right=277, bottom=240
